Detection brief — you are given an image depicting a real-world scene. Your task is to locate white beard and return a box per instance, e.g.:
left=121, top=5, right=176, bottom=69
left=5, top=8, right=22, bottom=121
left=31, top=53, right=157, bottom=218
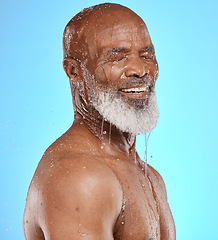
left=80, top=63, right=159, bottom=136
left=91, top=87, right=159, bottom=136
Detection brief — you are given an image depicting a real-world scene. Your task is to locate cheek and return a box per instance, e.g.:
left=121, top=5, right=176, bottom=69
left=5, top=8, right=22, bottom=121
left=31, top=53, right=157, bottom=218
left=154, top=62, right=159, bottom=82
left=94, top=63, right=124, bottom=87
left=148, top=61, right=159, bottom=83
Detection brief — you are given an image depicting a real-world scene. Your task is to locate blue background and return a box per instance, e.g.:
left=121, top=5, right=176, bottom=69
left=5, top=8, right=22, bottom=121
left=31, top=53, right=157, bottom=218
left=1, top=0, right=217, bottom=239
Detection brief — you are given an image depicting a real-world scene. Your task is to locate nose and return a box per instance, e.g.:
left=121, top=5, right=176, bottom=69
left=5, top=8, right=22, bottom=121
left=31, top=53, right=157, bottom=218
left=125, top=57, right=149, bottom=78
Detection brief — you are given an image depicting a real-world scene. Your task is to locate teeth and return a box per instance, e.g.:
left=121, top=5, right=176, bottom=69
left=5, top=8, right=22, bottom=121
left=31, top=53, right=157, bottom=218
left=121, top=86, right=149, bottom=93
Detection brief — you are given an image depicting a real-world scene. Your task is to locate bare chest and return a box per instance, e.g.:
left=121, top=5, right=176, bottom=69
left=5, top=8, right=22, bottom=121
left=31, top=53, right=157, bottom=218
left=104, top=159, right=176, bottom=240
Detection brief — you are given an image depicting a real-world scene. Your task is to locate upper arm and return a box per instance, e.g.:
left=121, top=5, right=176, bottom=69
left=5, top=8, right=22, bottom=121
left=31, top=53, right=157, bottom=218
left=38, top=157, right=123, bottom=240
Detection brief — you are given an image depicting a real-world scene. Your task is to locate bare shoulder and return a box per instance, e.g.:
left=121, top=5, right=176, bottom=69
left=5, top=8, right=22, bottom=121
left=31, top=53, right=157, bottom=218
left=24, top=147, right=123, bottom=239
left=148, top=164, right=168, bottom=196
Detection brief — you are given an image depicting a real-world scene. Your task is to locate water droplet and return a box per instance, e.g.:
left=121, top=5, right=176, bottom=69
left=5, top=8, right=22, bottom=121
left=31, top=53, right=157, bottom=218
left=81, top=233, right=87, bottom=237
left=121, top=221, right=124, bottom=224
left=103, top=130, right=107, bottom=135
left=101, top=118, right=104, bottom=136
left=109, top=122, right=112, bottom=144
left=144, top=132, right=151, bottom=176
left=100, top=146, right=104, bottom=149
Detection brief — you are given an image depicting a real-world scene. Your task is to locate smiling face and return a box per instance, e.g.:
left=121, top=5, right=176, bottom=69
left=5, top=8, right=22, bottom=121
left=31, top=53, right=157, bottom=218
left=63, top=4, right=160, bottom=135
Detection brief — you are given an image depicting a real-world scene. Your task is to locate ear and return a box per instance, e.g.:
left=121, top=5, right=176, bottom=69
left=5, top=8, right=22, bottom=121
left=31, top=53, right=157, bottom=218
left=63, top=57, right=81, bottom=82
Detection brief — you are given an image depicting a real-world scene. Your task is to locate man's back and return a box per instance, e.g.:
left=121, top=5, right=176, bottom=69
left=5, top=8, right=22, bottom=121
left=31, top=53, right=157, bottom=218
left=23, top=122, right=175, bottom=240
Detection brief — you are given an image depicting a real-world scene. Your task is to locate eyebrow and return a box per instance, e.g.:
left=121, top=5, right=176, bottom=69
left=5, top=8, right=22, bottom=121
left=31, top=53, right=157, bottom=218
left=106, top=46, right=155, bottom=55
left=106, top=47, right=128, bottom=54
left=141, top=46, right=155, bottom=52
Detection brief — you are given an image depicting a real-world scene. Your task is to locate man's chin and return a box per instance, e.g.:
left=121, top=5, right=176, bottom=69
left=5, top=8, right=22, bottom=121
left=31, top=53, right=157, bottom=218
left=130, top=98, right=149, bottom=110
left=91, top=90, right=159, bottom=136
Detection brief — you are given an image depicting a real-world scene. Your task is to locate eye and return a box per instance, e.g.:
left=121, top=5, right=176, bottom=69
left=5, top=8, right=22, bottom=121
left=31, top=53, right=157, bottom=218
left=140, top=51, right=156, bottom=60
left=108, top=52, right=126, bottom=62
left=116, top=56, right=126, bottom=61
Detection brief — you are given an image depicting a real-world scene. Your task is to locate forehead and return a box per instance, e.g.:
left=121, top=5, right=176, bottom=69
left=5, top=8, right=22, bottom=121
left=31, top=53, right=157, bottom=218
left=84, top=16, right=153, bottom=58
left=97, top=22, right=151, bottom=50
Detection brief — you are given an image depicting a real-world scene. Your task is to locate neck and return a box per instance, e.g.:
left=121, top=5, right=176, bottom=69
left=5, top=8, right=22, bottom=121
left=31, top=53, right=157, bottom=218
left=74, top=106, right=137, bottom=157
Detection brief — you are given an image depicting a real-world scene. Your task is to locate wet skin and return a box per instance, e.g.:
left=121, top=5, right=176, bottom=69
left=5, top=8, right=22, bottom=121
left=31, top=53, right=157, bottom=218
left=23, top=4, right=176, bottom=240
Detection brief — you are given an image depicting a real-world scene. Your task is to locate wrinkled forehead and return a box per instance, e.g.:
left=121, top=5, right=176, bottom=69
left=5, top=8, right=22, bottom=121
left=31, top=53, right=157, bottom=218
left=96, top=22, right=151, bottom=48
left=82, top=12, right=152, bottom=58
